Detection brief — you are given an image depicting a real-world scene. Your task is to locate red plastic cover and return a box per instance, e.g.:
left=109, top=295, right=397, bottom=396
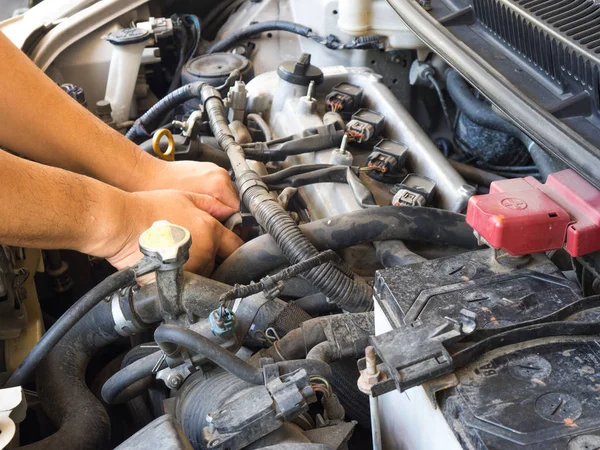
left=466, top=169, right=600, bottom=257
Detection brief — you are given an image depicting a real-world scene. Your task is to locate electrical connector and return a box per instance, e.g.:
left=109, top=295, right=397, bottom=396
left=366, top=139, right=408, bottom=174
left=392, top=174, right=436, bottom=207
left=326, top=82, right=364, bottom=116
left=209, top=306, right=238, bottom=339
left=346, top=109, right=385, bottom=143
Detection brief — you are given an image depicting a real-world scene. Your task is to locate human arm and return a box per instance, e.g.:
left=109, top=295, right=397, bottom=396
left=0, top=149, right=242, bottom=275
left=0, top=31, right=238, bottom=210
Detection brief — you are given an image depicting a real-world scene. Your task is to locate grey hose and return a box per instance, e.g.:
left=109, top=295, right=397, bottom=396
left=247, top=113, right=273, bottom=141
left=445, top=69, right=563, bottom=179
left=102, top=351, right=166, bottom=405
left=201, top=85, right=373, bottom=312
left=213, top=206, right=478, bottom=286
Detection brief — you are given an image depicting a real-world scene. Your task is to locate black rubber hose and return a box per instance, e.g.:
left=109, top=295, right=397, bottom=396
left=213, top=206, right=478, bottom=285
left=102, top=350, right=166, bottom=405
left=306, top=341, right=334, bottom=363
left=21, top=300, right=125, bottom=449
left=266, top=166, right=353, bottom=190
left=126, top=81, right=205, bottom=141
left=244, top=131, right=345, bottom=162
left=445, top=69, right=562, bottom=179
left=375, top=240, right=427, bottom=268
left=202, top=86, right=373, bottom=312
left=261, top=164, right=333, bottom=185
left=154, top=324, right=264, bottom=384
left=207, top=21, right=313, bottom=54
left=6, top=267, right=137, bottom=388
left=446, top=69, right=526, bottom=139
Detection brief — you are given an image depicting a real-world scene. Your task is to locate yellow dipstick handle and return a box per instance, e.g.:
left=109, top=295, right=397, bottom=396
left=152, top=128, right=176, bottom=161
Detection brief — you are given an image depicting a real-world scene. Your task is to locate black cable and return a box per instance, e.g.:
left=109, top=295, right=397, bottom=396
left=207, top=20, right=384, bottom=54
left=167, top=16, right=190, bottom=94
left=6, top=267, right=139, bottom=388
left=481, top=163, right=539, bottom=172
left=426, top=73, right=453, bottom=130
left=219, top=250, right=339, bottom=303
left=126, top=82, right=205, bottom=141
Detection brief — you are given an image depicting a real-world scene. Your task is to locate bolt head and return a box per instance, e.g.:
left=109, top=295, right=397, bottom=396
left=167, top=373, right=183, bottom=388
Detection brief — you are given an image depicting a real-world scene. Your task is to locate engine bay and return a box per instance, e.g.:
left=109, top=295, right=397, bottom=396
left=1, top=0, right=600, bottom=449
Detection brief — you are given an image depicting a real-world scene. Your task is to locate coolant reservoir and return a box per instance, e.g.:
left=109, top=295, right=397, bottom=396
left=337, top=0, right=424, bottom=49
left=103, top=28, right=152, bottom=125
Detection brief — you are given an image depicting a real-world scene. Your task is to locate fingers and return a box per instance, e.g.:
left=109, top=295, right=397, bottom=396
left=184, top=162, right=240, bottom=211
left=216, top=227, right=244, bottom=259
left=188, top=193, right=237, bottom=221
left=218, top=180, right=241, bottom=211
left=202, top=165, right=240, bottom=211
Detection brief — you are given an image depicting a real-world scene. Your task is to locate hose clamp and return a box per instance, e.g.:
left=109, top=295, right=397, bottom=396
left=237, top=170, right=268, bottom=196
left=200, top=84, right=222, bottom=104
left=110, top=290, right=144, bottom=337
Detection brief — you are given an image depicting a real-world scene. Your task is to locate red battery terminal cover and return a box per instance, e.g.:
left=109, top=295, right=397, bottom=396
left=466, top=169, right=600, bottom=257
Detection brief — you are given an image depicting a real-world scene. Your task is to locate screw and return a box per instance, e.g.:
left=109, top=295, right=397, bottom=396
left=365, top=346, right=377, bottom=375
left=167, top=373, right=183, bottom=388
left=306, top=80, right=315, bottom=99
left=339, top=133, right=349, bottom=155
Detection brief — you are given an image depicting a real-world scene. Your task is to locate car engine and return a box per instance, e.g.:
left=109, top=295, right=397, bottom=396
left=1, top=0, right=600, bottom=449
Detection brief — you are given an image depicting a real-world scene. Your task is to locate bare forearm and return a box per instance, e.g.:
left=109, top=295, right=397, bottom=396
left=0, top=149, right=131, bottom=256
left=0, top=31, right=160, bottom=192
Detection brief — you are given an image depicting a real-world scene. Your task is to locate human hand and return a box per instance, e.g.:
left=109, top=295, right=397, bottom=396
left=103, top=190, right=243, bottom=276
left=137, top=159, right=240, bottom=213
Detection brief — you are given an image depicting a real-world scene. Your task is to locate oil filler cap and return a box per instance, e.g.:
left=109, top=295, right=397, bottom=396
left=139, top=221, right=191, bottom=264
left=466, top=169, right=600, bottom=257
left=277, top=53, right=324, bottom=86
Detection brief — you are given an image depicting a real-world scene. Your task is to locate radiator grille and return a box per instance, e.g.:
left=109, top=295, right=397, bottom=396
left=472, top=0, right=600, bottom=102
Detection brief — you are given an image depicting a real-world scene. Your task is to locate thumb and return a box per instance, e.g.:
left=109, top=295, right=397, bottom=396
left=217, top=227, right=244, bottom=259
left=187, top=193, right=237, bottom=221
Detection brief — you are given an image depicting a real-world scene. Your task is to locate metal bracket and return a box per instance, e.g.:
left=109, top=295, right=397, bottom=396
left=368, top=309, right=476, bottom=396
